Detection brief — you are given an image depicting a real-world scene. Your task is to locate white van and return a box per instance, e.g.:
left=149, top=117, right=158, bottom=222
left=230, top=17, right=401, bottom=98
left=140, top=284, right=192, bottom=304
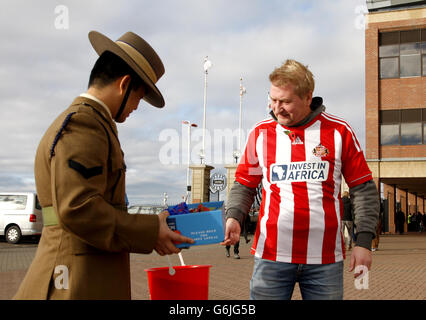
left=0, top=192, right=43, bottom=243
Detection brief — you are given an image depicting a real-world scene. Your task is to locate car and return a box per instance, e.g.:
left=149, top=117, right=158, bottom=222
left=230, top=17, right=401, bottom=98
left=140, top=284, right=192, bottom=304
left=0, top=192, right=43, bottom=244
left=128, top=204, right=165, bottom=215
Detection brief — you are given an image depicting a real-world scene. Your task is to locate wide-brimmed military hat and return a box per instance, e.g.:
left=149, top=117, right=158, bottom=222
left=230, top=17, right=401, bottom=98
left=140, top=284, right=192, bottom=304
left=88, top=30, right=165, bottom=108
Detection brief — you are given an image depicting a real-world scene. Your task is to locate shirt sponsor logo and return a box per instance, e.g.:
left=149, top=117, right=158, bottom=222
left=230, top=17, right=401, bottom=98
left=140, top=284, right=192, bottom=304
left=270, top=161, right=329, bottom=183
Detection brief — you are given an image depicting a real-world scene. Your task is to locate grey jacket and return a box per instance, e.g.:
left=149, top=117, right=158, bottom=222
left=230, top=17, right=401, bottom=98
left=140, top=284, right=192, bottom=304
left=226, top=97, right=379, bottom=250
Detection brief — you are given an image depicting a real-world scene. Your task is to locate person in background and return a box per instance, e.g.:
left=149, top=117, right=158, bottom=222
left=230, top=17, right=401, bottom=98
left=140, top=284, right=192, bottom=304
left=341, top=191, right=354, bottom=251
left=225, top=215, right=251, bottom=259
left=396, top=209, right=405, bottom=235
left=417, top=212, right=423, bottom=232
left=371, top=203, right=383, bottom=251
left=226, top=241, right=240, bottom=259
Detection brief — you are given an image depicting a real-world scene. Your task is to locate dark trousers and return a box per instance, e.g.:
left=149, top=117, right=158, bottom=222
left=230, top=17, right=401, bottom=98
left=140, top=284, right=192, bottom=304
left=397, top=222, right=404, bottom=234
left=226, top=241, right=240, bottom=254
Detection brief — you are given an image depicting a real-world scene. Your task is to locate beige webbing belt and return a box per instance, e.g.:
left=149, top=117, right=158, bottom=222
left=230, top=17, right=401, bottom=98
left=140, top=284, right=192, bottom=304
left=42, top=206, right=58, bottom=226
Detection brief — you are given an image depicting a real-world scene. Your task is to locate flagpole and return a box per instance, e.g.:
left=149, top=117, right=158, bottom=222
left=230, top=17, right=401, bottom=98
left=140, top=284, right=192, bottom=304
left=238, top=77, right=243, bottom=153
left=234, top=77, right=246, bottom=163
left=201, top=56, right=212, bottom=164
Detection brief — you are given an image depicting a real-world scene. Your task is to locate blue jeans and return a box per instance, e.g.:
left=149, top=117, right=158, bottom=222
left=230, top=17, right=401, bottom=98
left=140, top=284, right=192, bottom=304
left=250, top=256, right=343, bottom=300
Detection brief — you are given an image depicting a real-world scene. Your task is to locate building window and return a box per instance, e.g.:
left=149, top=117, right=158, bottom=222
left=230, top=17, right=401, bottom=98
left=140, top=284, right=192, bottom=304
left=401, top=123, right=422, bottom=145
left=380, top=57, right=399, bottom=78
left=380, top=109, right=426, bottom=146
left=424, top=108, right=426, bottom=144
left=424, top=123, right=426, bottom=144
left=379, top=29, right=425, bottom=79
left=423, top=29, right=426, bottom=76
left=379, top=31, right=399, bottom=79
left=381, top=124, right=400, bottom=145
left=423, top=54, right=426, bottom=76
left=380, top=109, right=400, bottom=145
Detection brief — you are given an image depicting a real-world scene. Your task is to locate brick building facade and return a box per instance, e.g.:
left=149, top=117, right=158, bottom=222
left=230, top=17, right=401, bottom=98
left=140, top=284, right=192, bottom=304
left=365, top=0, right=426, bottom=233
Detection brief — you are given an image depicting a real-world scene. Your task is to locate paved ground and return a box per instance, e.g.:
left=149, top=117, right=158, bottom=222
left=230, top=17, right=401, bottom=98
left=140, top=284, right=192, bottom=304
left=1, top=233, right=426, bottom=300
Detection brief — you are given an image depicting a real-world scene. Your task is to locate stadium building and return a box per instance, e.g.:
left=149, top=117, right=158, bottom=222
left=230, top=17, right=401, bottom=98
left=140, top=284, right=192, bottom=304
left=365, top=0, right=426, bottom=233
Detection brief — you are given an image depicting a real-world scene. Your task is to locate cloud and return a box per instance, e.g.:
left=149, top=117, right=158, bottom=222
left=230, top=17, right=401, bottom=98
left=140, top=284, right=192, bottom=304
left=0, top=0, right=368, bottom=204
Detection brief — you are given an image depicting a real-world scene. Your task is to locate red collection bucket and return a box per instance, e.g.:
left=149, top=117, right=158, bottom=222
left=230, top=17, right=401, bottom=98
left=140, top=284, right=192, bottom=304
left=145, top=265, right=212, bottom=300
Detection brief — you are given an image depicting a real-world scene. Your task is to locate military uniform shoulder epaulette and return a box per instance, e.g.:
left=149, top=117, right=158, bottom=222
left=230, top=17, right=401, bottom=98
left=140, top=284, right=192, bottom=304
left=49, top=112, right=76, bottom=158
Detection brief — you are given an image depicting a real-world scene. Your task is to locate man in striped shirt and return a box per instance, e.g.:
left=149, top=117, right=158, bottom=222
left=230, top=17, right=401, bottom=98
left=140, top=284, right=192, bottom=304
left=222, top=59, right=379, bottom=300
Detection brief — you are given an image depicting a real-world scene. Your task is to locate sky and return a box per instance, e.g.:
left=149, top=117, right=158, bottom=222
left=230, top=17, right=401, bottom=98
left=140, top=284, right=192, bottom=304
left=0, top=0, right=369, bottom=205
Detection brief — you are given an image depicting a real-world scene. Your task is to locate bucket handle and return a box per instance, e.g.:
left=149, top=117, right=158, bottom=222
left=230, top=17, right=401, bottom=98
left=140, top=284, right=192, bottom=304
left=166, top=255, right=176, bottom=276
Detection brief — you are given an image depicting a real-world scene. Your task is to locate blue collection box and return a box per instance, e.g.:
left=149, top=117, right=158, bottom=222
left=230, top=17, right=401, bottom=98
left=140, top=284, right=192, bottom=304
left=166, top=201, right=225, bottom=248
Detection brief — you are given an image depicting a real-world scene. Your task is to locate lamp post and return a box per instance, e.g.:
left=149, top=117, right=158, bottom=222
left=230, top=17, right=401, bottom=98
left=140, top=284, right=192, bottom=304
left=200, top=56, right=212, bottom=164
left=163, top=192, right=168, bottom=208
left=182, top=120, right=198, bottom=203
left=233, top=77, right=246, bottom=163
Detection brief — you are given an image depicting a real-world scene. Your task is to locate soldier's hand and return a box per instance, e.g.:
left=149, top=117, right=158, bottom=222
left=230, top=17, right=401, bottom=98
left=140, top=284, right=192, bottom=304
left=154, top=210, right=194, bottom=256
left=220, top=218, right=241, bottom=246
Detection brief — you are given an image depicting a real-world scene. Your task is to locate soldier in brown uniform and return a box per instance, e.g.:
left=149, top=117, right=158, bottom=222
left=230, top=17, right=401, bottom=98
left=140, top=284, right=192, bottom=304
left=14, top=31, right=194, bottom=299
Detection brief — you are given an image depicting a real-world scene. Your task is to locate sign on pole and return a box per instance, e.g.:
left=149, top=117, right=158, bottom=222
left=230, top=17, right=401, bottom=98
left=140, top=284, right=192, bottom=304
left=210, top=173, right=227, bottom=193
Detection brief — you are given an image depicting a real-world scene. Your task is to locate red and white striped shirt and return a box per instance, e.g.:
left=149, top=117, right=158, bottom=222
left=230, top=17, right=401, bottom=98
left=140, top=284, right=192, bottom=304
left=235, top=111, right=372, bottom=264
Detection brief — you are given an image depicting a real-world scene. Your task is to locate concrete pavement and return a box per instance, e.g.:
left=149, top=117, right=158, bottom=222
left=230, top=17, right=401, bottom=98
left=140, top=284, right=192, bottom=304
left=1, top=233, right=426, bottom=300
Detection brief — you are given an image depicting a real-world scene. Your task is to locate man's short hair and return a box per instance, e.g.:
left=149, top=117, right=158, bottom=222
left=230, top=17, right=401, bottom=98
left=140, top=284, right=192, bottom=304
left=269, top=59, right=315, bottom=98
left=88, top=51, right=144, bottom=90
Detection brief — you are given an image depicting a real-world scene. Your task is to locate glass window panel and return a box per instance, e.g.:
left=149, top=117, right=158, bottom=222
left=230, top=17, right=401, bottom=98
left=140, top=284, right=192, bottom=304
left=35, top=195, right=41, bottom=210
left=381, top=124, right=399, bottom=145
left=400, top=30, right=420, bottom=43
left=380, top=31, right=399, bottom=45
left=422, top=42, right=426, bottom=53
left=401, top=123, right=422, bottom=145
left=400, top=42, right=420, bottom=55
left=423, top=55, right=426, bottom=76
left=380, top=57, right=399, bottom=78
left=380, top=110, right=400, bottom=124
left=379, top=44, right=399, bottom=57
left=401, top=109, right=422, bottom=123
left=400, top=55, right=421, bottom=77
left=0, top=195, right=27, bottom=210
left=424, top=123, right=426, bottom=144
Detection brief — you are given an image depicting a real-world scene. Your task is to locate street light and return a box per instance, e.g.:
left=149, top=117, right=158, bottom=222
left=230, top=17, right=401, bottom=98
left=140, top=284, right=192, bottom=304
left=163, top=192, right=168, bottom=207
left=200, top=56, right=212, bottom=164
left=182, top=120, right=198, bottom=203
left=233, top=77, right=246, bottom=163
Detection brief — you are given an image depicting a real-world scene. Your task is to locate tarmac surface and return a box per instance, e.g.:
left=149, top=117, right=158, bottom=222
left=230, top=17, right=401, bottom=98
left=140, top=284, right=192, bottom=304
left=1, top=232, right=426, bottom=300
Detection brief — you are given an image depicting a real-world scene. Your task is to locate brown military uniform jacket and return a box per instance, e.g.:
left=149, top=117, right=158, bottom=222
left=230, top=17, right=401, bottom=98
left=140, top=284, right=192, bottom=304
left=14, top=96, right=159, bottom=299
